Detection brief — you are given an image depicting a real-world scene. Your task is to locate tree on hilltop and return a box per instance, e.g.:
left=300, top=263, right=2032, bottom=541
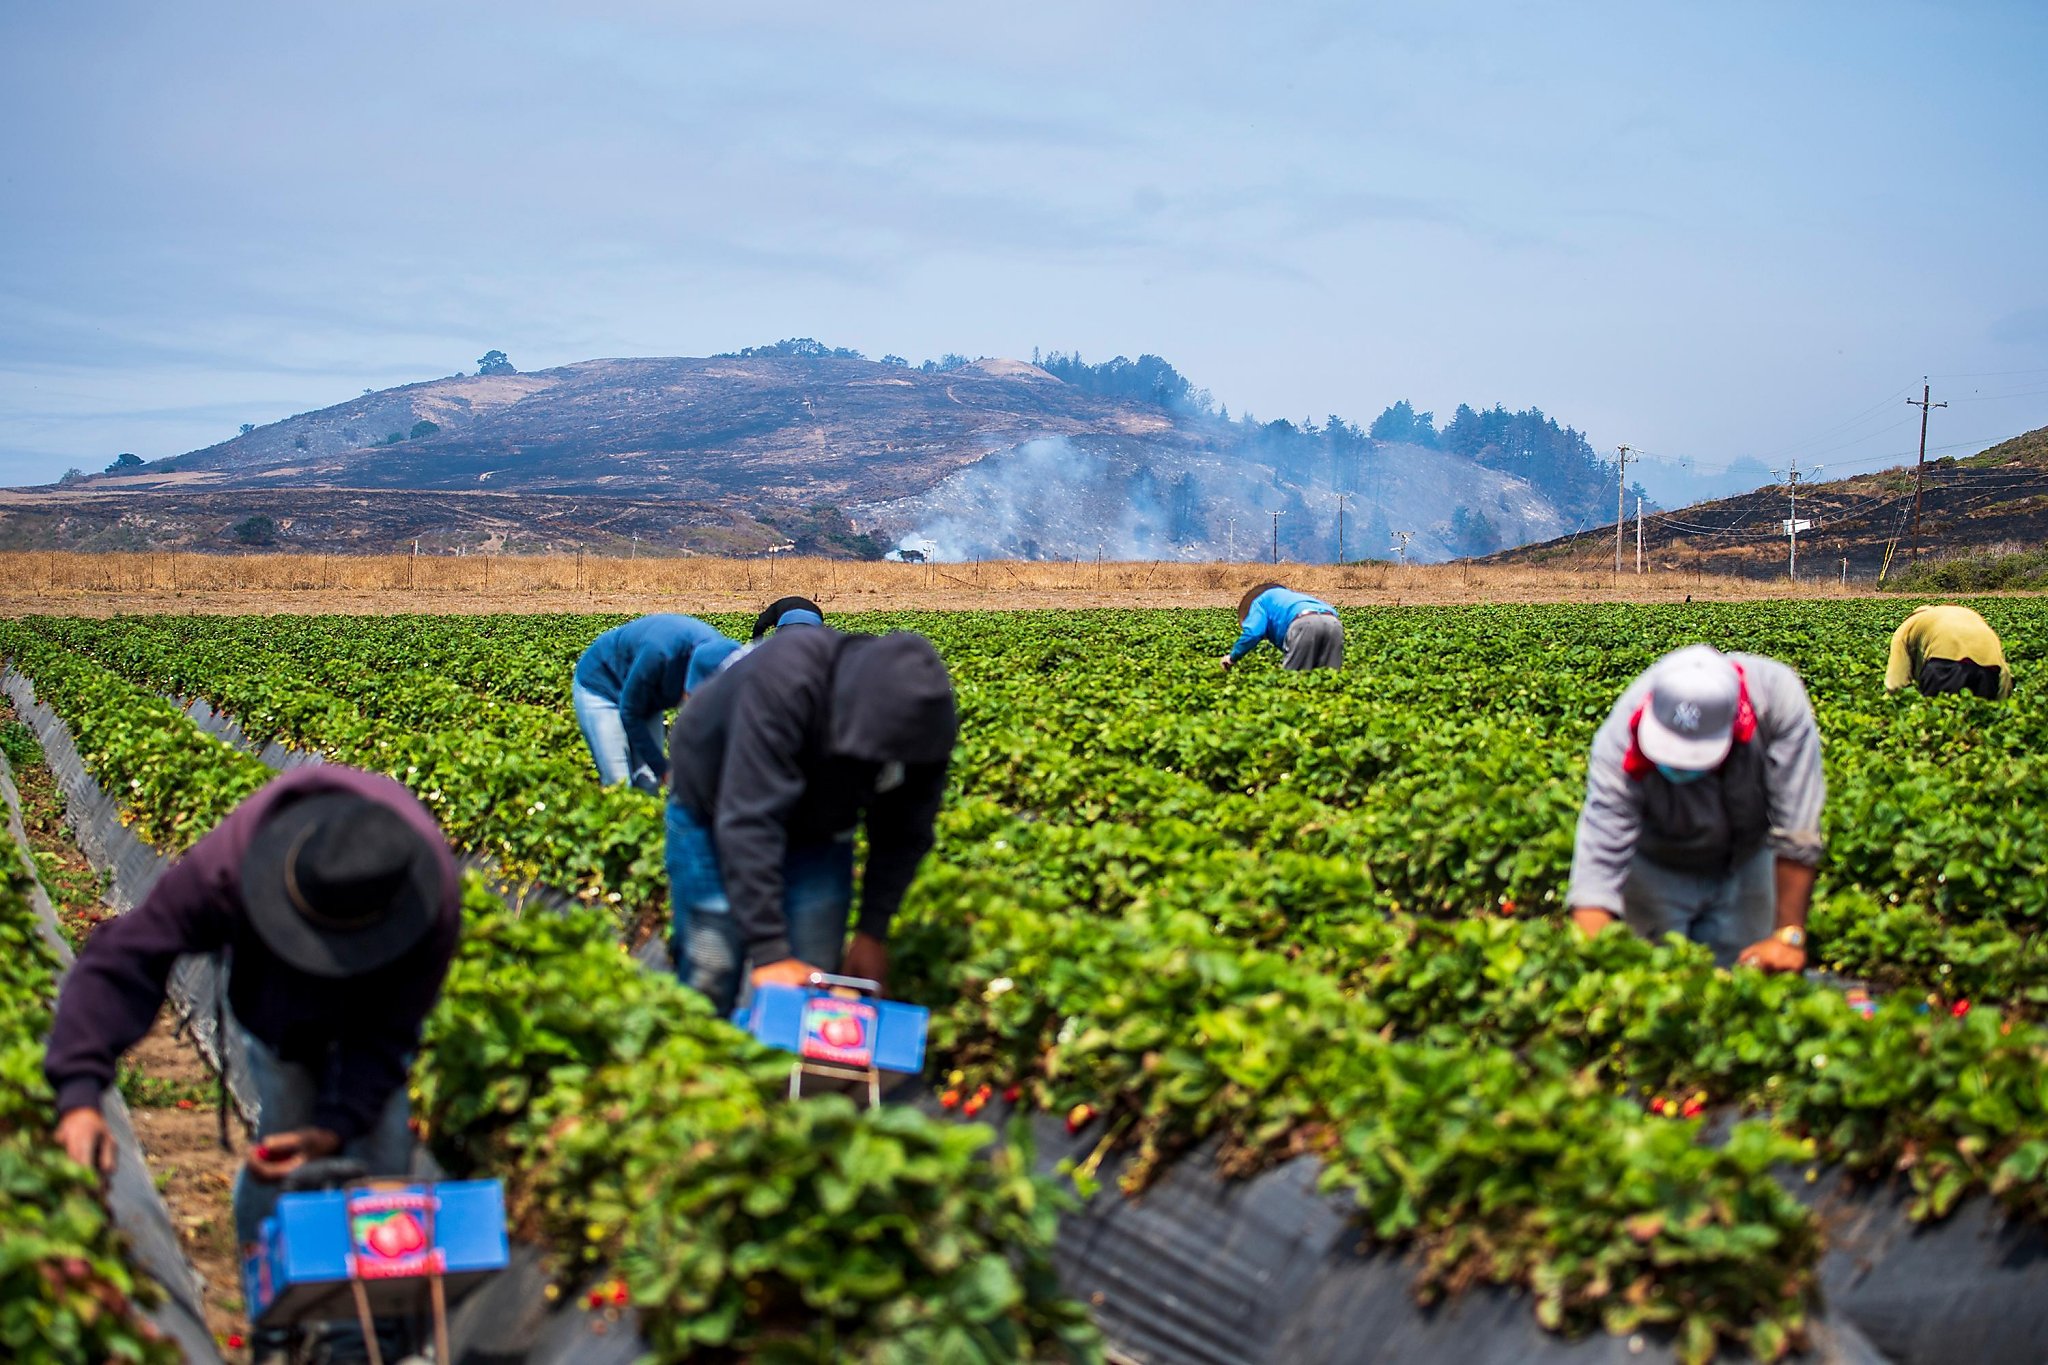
left=477, top=350, right=517, bottom=376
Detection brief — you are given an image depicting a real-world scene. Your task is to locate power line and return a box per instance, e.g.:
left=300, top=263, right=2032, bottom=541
left=1928, top=364, right=2048, bottom=380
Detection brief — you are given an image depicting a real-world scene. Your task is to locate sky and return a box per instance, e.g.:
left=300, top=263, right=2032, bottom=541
left=3, top=1, right=2046, bottom=496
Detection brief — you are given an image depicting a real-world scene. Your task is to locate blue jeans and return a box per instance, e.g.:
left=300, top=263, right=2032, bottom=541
left=665, top=801, right=855, bottom=1016
left=573, top=680, right=665, bottom=790
left=232, top=1026, right=413, bottom=1250
left=1621, top=847, right=1777, bottom=967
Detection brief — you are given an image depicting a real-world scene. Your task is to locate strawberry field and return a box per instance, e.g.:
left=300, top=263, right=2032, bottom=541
left=4, top=599, right=2048, bottom=1363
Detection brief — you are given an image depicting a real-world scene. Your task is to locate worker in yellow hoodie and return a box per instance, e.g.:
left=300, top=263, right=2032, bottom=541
left=1886, top=604, right=2012, bottom=699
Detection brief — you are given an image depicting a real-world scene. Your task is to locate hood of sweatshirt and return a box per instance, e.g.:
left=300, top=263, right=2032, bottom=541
left=827, top=632, right=958, bottom=765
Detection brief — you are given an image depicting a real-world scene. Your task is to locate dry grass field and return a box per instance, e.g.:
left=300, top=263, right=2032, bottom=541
left=0, top=551, right=1885, bottom=618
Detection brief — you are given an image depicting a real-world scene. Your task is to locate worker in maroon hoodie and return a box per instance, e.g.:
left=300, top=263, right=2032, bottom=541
left=45, top=766, right=460, bottom=1353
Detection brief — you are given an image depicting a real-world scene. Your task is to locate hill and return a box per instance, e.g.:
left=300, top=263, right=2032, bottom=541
left=1489, top=422, right=2048, bottom=580
left=8, top=347, right=1633, bottom=562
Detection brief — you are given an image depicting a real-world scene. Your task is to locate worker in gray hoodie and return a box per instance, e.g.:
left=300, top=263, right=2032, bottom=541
left=664, top=627, right=956, bottom=1013
left=1566, top=643, right=1824, bottom=971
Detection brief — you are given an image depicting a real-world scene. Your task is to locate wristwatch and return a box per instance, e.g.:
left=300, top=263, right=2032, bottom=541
left=1774, top=926, right=1807, bottom=950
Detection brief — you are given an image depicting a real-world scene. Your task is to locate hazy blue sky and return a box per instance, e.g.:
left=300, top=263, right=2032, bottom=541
left=3, top=1, right=2045, bottom=492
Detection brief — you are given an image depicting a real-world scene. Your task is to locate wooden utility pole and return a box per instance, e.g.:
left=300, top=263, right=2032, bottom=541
left=1906, top=379, right=1946, bottom=559
left=1270, top=510, right=1284, bottom=564
left=1336, top=492, right=1350, bottom=564
left=1635, top=496, right=1644, bottom=574
left=1787, top=461, right=1800, bottom=580
left=1614, top=445, right=1632, bottom=574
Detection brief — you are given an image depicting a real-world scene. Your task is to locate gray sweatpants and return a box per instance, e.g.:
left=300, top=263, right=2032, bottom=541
left=1620, top=847, right=1775, bottom=967
left=1282, top=612, right=1344, bottom=670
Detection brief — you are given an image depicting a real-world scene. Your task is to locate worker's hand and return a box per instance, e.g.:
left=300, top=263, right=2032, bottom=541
left=1218, top=655, right=1235, bottom=672
left=841, top=932, right=889, bottom=990
left=246, top=1127, right=342, bottom=1184
left=751, top=958, right=822, bottom=990
left=55, top=1106, right=115, bottom=1179
left=1737, top=936, right=1807, bottom=974
left=1569, top=906, right=1619, bottom=938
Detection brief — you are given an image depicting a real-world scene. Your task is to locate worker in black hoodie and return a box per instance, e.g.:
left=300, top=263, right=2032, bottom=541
left=665, top=627, right=957, bottom=1013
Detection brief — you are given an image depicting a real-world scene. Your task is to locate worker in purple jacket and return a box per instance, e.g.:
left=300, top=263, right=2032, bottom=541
left=45, top=767, right=460, bottom=1300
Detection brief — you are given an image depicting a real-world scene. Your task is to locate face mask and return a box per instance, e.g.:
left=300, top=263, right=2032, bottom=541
left=1655, top=763, right=1709, bottom=785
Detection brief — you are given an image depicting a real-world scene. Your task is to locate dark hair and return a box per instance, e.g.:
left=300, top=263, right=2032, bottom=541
left=752, top=595, right=824, bottom=640
left=1237, top=583, right=1284, bottom=622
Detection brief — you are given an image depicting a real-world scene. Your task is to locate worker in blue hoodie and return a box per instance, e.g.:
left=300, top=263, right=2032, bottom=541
left=1220, top=582, right=1345, bottom=672
left=573, top=614, right=739, bottom=790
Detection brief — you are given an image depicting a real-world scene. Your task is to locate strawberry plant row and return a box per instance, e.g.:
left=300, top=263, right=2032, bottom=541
left=0, top=797, right=181, bottom=1361
left=4, top=620, right=1833, bottom=1358
left=0, top=630, right=1098, bottom=1362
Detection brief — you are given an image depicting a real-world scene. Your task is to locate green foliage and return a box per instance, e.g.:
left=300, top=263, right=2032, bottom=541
left=1883, top=549, right=2048, bottom=593
left=0, top=624, right=1095, bottom=1362
left=0, top=720, right=40, bottom=770
left=13, top=598, right=2048, bottom=1361
left=409, top=419, right=441, bottom=440
left=0, top=820, right=179, bottom=1361
left=231, top=515, right=277, bottom=546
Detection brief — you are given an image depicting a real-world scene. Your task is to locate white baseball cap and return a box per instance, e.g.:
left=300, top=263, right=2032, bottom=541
left=1637, top=644, right=1739, bottom=771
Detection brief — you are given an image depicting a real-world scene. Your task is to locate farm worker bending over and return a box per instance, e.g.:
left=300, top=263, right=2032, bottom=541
left=665, top=627, right=957, bottom=1014
left=753, top=594, right=826, bottom=639
left=1566, top=644, right=1825, bottom=972
left=1886, top=603, right=2012, bottom=699
left=1220, top=582, right=1345, bottom=672
left=44, top=767, right=460, bottom=1353
left=573, top=613, right=740, bottom=791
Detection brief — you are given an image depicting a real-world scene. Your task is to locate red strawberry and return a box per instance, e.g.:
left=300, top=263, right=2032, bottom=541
left=820, top=1015, right=864, bottom=1048
left=586, top=1288, right=605, bottom=1310
left=1065, top=1103, right=1096, bottom=1134
left=1952, top=999, right=1972, bottom=1018
left=366, top=1218, right=409, bottom=1259
left=1680, top=1097, right=1705, bottom=1119
left=939, top=1089, right=961, bottom=1110
left=225, top=1333, right=245, bottom=1349
left=388, top=1213, right=427, bottom=1254
left=1002, top=1084, right=1022, bottom=1104
left=612, top=1281, right=630, bottom=1306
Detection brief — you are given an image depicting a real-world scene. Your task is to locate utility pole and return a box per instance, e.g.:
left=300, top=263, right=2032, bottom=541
left=1390, top=530, right=1413, bottom=566
left=1270, top=510, right=1284, bottom=565
left=1336, top=492, right=1350, bottom=564
left=1777, top=459, right=1815, bottom=580
left=1226, top=517, right=1237, bottom=564
left=1906, top=379, right=1946, bottom=559
left=1614, top=445, right=1632, bottom=574
left=1789, top=461, right=1798, bottom=580
left=1635, top=496, right=1644, bottom=574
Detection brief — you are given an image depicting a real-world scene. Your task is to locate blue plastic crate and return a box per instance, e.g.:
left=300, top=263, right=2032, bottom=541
left=242, top=1179, right=508, bottom=1326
